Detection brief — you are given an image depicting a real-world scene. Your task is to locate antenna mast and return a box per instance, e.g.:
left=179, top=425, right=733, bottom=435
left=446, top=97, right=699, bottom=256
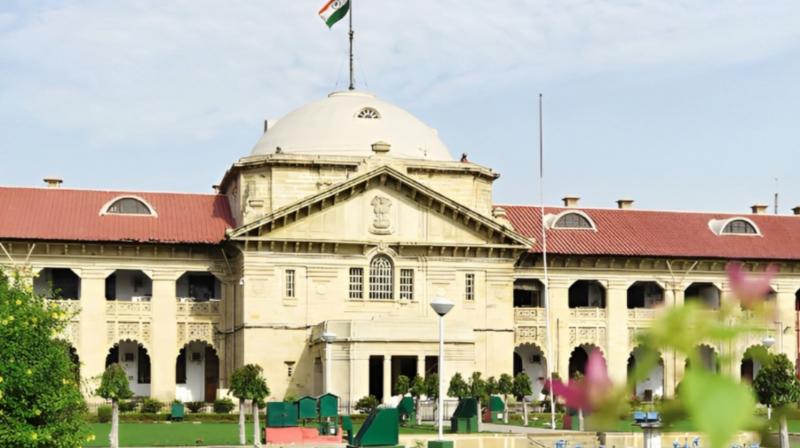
left=774, top=177, right=779, bottom=214
left=539, top=93, right=557, bottom=431
left=348, top=0, right=355, bottom=90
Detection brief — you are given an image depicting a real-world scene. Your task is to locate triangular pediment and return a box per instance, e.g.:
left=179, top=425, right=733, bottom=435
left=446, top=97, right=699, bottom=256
left=229, top=166, right=532, bottom=251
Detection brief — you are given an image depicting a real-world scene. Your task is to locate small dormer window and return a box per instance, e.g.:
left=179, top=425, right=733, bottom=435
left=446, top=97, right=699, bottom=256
left=356, top=107, right=381, bottom=119
left=722, top=219, right=757, bottom=235
left=554, top=212, right=593, bottom=229
left=102, top=197, right=156, bottom=216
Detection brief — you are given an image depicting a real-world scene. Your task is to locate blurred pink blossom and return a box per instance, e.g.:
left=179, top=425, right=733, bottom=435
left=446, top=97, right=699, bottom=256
left=546, top=349, right=612, bottom=411
left=726, top=262, right=777, bottom=308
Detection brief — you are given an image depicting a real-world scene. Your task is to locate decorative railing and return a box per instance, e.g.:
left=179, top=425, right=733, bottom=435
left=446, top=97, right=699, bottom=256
left=49, top=300, right=81, bottom=318
left=106, top=301, right=152, bottom=316
left=569, top=308, right=607, bottom=320
left=514, top=307, right=546, bottom=322
left=177, top=300, right=221, bottom=316
left=627, top=308, right=659, bottom=321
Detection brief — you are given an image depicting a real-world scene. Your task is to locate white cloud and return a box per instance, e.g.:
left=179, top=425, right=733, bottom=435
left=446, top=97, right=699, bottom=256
left=0, top=0, right=798, bottom=142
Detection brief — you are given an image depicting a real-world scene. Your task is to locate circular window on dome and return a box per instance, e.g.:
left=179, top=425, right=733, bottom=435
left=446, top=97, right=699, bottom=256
left=356, top=107, right=381, bottom=119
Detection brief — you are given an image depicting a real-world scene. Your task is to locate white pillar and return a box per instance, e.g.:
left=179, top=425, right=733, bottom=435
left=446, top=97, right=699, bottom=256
left=383, top=355, right=392, bottom=402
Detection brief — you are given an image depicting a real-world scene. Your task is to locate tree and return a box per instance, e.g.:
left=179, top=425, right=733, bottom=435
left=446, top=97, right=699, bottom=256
left=486, top=376, right=498, bottom=396
left=468, top=372, right=488, bottom=432
left=409, top=375, right=427, bottom=425
left=0, top=269, right=90, bottom=447
left=230, top=364, right=270, bottom=447
left=512, top=372, right=532, bottom=426
left=753, top=353, right=800, bottom=448
left=395, top=374, right=411, bottom=396
left=355, top=395, right=379, bottom=414
left=425, top=374, right=439, bottom=428
left=447, top=372, right=469, bottom=399
left=97, top=363, right=133, bottom=448
left=497, top=374, right=514, bottom=423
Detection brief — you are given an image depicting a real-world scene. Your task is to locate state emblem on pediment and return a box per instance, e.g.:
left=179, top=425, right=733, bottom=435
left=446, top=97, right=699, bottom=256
left=369, top=195, right=393, bottom=235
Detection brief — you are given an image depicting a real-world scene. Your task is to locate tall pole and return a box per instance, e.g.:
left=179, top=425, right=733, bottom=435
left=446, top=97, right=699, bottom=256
left=348, top=0, right=355, bottom=90
left=438, top=314, right=445, bottom=440
left=539, top=93, right=557, bottom=430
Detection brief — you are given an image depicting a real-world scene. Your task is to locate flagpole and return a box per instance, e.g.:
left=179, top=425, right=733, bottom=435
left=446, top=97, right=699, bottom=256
left=348, top=0, right=355, bottom=90
left=539, top=93, right=557, bottom=430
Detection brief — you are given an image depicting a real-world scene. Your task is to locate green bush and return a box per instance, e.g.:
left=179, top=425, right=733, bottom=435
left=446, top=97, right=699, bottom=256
left=119, top=400, right=138, bottom=413
left=140, top=398, right=164, bottom=414
left=213, top=398, right=235, bottom=414
left=97, top=405, right=112, bottom=423
left=355, top=395, right=380, bottom=414
left=186, top=401, right=205, bottom=413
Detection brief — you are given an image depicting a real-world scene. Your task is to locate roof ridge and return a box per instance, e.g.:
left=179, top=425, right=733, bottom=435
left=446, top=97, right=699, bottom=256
left=0, top=185, right=223, bottom=198
left=494, top=203, right=796, bottom=218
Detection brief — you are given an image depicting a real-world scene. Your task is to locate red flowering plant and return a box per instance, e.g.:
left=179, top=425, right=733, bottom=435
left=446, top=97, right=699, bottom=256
left=547, top=262, right=780, bottom=448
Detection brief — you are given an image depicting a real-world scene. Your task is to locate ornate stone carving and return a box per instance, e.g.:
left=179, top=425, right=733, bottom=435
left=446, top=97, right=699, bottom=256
left=369, top=196, right=393, bottom=235
left=516, top=325, right=546, bottom=346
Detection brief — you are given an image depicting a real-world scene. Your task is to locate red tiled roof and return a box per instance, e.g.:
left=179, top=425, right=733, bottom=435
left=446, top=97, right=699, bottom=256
left=500, top=205, right=800, bottom=261
left=0, top=187, right=234, bottom=244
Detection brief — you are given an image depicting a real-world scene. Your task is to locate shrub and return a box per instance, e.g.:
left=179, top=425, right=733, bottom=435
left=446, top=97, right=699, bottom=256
left=186, top=401, right=205, bottom=413
left=355, top=395, right=380, bottom=414
left=97, top=405, right=112, bottom=423
left=140, top=398, right=164, bottom=414
left=213, top=398, right=236, bottom=414
left=119, top=400, right=138, bottom=413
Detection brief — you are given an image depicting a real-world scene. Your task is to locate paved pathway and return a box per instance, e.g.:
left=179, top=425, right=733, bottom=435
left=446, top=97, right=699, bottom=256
left=482, top=422, right=561, bottom=434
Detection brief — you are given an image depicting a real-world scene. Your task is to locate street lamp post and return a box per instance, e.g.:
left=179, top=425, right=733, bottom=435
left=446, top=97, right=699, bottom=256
left=430, top=296, right=454, bottom=442
left=321, top=331, right=337, bottom=394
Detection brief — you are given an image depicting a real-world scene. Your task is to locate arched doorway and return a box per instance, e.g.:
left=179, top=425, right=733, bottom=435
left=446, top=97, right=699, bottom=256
left=740, top=345, right=769, bottom=383
left=176, top=341, right=219, bottom=402
left=627, top=346, right=664, bottom=401
left=568, top=344, right=602, bottom=379
left=684, top=283, right=720, bottom=309
left=106, top=340, right=151, bottom=396
left=515, top=344, right=547, bottom=399
left=685, top=344, right=718, bottom=373
left=569, top=281, right=606, bottom=308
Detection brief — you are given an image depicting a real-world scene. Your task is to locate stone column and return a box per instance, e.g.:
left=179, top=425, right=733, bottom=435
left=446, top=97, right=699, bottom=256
left=606, top=280, right=630, bottom=384
left=349, top=355, right=370, bottom=405
left=776, top=287, right=796, bottom=361
left=548, top=278, right=571, bottom=379
left=149, top=270, right=180, bottom=401
left=78, top=268, right=111, bottom=398
left=417, top=355, right=425, bottom=378
left=383, top=355, right=392, bottom=402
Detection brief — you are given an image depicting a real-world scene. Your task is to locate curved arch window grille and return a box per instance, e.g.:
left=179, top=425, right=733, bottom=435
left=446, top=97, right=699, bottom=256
left=106, top=198, right=152, bottom=215
left=722, top=220, right=757, bottom=235
left=369, top=255, right=393, bottom=300
left=554, top=213, right=592, bottom=229
left=357, top=107, right=381, bottom=119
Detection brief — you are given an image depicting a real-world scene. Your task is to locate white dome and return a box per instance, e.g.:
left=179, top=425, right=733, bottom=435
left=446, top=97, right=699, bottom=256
left=251, top=91, right=453, bottom=161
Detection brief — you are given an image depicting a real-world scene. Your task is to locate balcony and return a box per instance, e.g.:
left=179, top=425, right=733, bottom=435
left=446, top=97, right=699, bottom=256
left=514, top=307, right=546, bottom=323
left=627, top=308, right=660, bottom=322
left=569, top=308, right=607, bottom=320
left=106, top=301, right=152, bottom=316
left=177, top=299, right=221, bottom=316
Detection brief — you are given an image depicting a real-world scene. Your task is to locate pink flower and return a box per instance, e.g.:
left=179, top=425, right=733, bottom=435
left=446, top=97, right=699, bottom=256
left=726, top=262, right=777, bottom=308
left=545, top=349, right=612, bottom=411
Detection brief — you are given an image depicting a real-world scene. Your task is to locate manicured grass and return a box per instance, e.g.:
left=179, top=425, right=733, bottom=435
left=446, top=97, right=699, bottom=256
left=85, top=421, right=438, bottom=446
left=85, top=422, right=258, bottom=447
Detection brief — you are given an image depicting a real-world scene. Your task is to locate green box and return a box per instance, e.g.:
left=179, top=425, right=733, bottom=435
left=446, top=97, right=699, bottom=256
left=450, top=398, right=478, bottom=434
left=488, top=395, right=505, bottom=423
left=352, top=408, right=399, bottom=447
left=317, top=393, right=339, bottom=418
left=266, top=401, right=298, bottom=428
left=170, top=403, right=185, bottom=421
left=397, top=396, right=415, bottom=425
left=297, top=395, right=318, bottom=420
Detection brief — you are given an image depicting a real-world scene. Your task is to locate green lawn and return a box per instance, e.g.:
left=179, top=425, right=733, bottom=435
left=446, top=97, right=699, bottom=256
left=85, top=423, right=258, bottom=447
left=85, top=421, right=438, bottom=447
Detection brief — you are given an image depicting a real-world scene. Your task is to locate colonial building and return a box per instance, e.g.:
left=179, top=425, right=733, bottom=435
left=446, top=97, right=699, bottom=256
left=1, top=90, right=798, bottom=404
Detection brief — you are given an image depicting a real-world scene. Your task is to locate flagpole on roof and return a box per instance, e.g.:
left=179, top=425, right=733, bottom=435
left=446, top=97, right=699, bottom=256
left=539, top=93, right=557, bottom=430
left=348, top=0, right=355, bottom=90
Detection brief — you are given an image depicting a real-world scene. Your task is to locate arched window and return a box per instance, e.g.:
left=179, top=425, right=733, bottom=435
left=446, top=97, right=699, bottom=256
left=104, top=197, right=154, bottom=215
left=357, top=107, right=381, bottom=119
left=369, top=255, right=393, bottom=300
left=722, top=219, right=757, bottom=235
left=554, top=213, right=593, bottom=229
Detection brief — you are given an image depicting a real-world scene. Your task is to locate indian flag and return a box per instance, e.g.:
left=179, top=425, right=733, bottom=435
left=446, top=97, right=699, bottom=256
left=319, top=0, right=350, bottom=28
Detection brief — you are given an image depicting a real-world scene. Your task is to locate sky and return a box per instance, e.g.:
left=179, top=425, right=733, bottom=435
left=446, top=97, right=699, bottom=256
left=1, top=1, right=799, bottom=213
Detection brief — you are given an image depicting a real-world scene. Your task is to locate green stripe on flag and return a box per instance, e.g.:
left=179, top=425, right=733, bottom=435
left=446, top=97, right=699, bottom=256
left=325, top=1, right=349, bottom=28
